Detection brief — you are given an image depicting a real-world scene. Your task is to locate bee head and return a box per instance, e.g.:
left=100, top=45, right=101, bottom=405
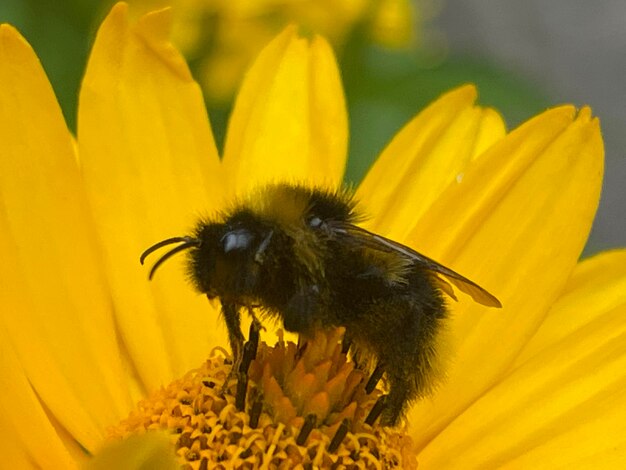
left=139, top=184, right=351, bottom=300
left=188, top=212, right=279, bottom=297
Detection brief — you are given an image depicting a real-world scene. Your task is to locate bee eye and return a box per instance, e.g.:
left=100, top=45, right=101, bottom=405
left=308, top=216, right=324, bottom=228
left=222, top=229, right=254, bottom=253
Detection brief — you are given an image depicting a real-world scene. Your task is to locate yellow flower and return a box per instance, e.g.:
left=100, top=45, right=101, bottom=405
left=134, top=0, right=418, bottom=103
left=1, top=2, right=623, bottom=468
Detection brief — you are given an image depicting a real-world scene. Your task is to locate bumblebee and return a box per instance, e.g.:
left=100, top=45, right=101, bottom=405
left=141, top=183, right=501, bottom=425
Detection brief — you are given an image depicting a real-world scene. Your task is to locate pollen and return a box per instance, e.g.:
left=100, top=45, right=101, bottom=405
left=107, top=328, right=417, bottom=469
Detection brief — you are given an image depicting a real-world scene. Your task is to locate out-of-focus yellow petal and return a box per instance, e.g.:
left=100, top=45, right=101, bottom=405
left=516, top=249, right=626, bottom=366
left=406, top=107, right=603, bottom=450
left=0, top=325, right=76, bottom=468
left=418, top=288, right=626, bottom=468
left=85, top=432, right=178, bottom=470
left=223, top=26, right=348, bottom=196
left=78, top=3, right=223, bottom=390
left=0, top=24, right=132, bottom=450
left=357, top=85, right=505, bottom=240
left=369, top=0, right=416, bottom=48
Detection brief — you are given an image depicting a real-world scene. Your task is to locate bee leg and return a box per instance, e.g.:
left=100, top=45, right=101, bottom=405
left=247, top=314, right=262, bottom=352
left=234, top=323, right=261, bottom=411
left=365, top=395, right=388, bottom=426
left=341, top=335, right=352, bottom=354
left=380, top=372, right=411, bottom=426
left=220, top=302, right=245, bottom=393
left=351, top=348, right=372, bottom=372
left=343, top=334, right=368, bottom=371
left=283, top=285, right=320, bottom=334
left=246, top=306, right=265, bottom=335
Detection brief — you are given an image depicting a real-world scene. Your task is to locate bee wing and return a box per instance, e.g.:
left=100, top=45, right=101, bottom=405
left=327, top=222, right=502, bottom=308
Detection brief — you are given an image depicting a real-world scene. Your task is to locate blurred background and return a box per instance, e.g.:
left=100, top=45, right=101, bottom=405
left=1, top=0, right=623, bottom=254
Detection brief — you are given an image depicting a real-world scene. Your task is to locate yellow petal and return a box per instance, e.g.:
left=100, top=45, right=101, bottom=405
left=418, top=280, right=626, bottom=468
left=0, top=434, right=32, bottom=470
left=357, top=85, right=506, bottom=240
left=406, top=107, right=603, bottom=449
left=516, top=249, right=626, bottom=366
left=0, top=24, right=132, bottom=449
left=0, top=325, right=76, bottom=468
left=85, top=432, right=178, bottom=470
left=223, top=26, right=348, bottom=196
left=78, top=3, right=223, bottom=389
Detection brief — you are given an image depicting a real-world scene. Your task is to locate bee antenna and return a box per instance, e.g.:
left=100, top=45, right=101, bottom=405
left=140, top=236, right=197, bottom=265
left=147, top=240, right=198, bottom=280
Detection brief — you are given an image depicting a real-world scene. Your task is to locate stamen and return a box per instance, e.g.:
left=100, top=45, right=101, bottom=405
left=295, top=413, right=316, bottom=446
left=106, top=328, right=417, bottom=468
left=328, top=418, right=349, bottom=453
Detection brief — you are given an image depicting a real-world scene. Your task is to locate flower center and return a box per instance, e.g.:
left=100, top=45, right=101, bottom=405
left=107, top=328, right=417, bottom=468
